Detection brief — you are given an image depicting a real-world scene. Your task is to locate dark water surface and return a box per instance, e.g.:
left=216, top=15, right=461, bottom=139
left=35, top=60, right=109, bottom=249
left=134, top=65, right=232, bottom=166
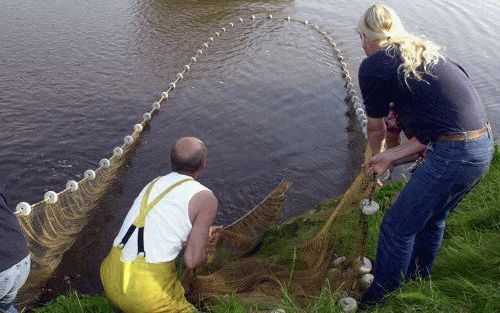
left=0, top=0, right=498, bottom=297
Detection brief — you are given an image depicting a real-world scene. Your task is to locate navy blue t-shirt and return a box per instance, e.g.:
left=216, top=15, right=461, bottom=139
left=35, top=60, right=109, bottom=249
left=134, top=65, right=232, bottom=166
left=0, top=188, right=29, bottom=271
left=358, top=49, right=487, bottom=144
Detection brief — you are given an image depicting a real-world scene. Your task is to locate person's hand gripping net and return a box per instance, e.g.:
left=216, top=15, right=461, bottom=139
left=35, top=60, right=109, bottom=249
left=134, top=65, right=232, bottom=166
left=362, top=150, right=393, bottom=176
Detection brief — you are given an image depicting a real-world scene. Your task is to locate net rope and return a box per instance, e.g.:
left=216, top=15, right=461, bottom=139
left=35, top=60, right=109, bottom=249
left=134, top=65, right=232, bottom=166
left=14, top=13, right=374, bottom=309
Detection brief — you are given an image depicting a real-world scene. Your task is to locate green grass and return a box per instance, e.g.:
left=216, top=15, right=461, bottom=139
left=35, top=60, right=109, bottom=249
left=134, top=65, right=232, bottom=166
left=31, top=291, right=116, bottom=313
left=34, top=146, right=499, bottom=312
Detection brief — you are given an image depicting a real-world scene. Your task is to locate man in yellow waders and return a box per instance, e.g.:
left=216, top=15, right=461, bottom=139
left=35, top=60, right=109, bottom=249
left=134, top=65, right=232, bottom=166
left=101, top=137, right=219, bottom=313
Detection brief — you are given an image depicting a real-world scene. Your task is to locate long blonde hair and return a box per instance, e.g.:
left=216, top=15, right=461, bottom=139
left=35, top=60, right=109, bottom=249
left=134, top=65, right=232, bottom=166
left=356, top=4, right=443, bottom=86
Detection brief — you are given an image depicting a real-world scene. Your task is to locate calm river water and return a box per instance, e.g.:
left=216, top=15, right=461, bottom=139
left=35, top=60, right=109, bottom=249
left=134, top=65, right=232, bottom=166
left=0, top=0, right=498, bottom=297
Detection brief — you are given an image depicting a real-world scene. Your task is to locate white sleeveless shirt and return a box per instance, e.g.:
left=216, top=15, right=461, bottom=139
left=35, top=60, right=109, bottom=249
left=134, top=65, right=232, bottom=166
left=112, top=172, right=211, bottom=263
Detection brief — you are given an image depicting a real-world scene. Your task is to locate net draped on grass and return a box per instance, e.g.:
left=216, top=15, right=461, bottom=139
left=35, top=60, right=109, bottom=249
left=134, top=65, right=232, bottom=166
left=186, top=147, right=375, bottom=308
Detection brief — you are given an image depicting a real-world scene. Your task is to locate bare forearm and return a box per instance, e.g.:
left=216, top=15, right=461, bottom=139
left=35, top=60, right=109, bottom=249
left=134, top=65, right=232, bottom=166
left=386, top=138, right=426, bottom=164
left=367, top=117, right=387, bottom=155
left=392, top=153, right=422, bottom=166
left=368, top=128, right=386, bottom=155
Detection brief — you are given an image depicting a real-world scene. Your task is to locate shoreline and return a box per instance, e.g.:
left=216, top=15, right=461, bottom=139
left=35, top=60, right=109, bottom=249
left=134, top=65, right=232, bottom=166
left=32, top=145, right=499, bottom=312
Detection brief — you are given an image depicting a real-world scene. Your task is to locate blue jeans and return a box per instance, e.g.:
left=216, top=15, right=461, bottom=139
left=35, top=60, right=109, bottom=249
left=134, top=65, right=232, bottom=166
left=0, top=255, right=30, bottom=313
left=362, top=129, right=494, bottom=305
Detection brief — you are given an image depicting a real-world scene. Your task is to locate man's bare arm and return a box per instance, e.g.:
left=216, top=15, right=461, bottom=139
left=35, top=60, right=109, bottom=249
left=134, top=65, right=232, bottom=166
left=184, top=191, right=218, bottom=270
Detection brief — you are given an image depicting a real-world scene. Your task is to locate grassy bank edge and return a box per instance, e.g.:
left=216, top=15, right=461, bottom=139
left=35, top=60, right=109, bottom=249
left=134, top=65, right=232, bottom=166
left=33, top=145, right=499, bottom=312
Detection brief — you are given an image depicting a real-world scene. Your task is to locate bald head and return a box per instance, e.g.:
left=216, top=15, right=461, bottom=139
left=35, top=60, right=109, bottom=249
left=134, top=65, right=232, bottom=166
left=170, top=137, right=207, bottom=174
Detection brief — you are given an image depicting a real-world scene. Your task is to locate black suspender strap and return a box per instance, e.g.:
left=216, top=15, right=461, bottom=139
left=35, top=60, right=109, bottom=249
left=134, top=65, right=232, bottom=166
left=117, top=225, right=145, bottom=258
left=120, top=177, right=193, bottom=257
left=137, top=227, right=145, bottom=256
left=119, top=225, right=137, bottom=248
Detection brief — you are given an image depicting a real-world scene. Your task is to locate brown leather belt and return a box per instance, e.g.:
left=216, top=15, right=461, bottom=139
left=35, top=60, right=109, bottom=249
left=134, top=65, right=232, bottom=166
left=438, top=124, right=489, bottom=141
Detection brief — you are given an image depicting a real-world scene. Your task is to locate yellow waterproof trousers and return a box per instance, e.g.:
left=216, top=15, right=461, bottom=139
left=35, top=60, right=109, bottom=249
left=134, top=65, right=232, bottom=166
left=100, top=247, right=194, bottom=313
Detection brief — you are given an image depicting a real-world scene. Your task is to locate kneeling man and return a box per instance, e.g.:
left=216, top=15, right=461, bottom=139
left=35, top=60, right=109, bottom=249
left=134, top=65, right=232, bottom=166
left=101, top=137, right=218, bottom=313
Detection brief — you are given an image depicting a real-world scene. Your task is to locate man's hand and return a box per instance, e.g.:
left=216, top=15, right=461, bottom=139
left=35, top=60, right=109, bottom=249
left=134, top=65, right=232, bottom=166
left=362, top=150, right=393, bottom=176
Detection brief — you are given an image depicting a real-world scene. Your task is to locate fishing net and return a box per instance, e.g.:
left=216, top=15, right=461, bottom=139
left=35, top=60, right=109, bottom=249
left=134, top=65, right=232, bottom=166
left=15, top=128, right=145, bottom=305
left=14, top=14, right=374, bottom=310
left=186, top=147, right=374, bottom=309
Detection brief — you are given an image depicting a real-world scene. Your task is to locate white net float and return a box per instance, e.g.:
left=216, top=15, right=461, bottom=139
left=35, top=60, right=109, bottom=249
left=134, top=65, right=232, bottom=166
left=44, top=191, right=58, bottom=204
left=138, top=252, right=145, bottom=257
left=84, top=169, right=96, bottom=180
left=221, top=27, right=226, bottom=32
left=238, top=18, right=243, bottom=23
left=360, top=199, right=379, bottom=216
left=330, top=40, right=337, bottom=47
left=215, top=32, right=220, bottom=37
left=251, top=15, right=255, bottom=20
left=169, top=82, right=176, bottom=89
left=346, top=82, right=354, bottom=89
left=304, top=20, right=309, bottom=25
left=314, top=25, right=319, bottom=30
left=340, top=62, right=347, bottom=70
left=349, top=89, right=356, bottom=96
left=287, top=16, right=291, bottom=21
left=339, top=297, right=357, bottom=313
left=358, top=113, right=367, bottom=122
left=196, top=49, right=203, bottom=55
left=362, top=127, right=368, bottom=138
left=183, top=64, right=190, bottom=71
left=354, top=102, right=362, bottom=110
left=113, top=147, right=124, bottom=157
left=143, top=112, right=152, bottom=121
left=360, top=273, right=374, bottom=290
left=99, top=158, right=111, bottom=169
left=358, top=256, right=373, bottom=274
left=161, top=91, right=169, bottom=99
left=351, top=95, right=359, bottom=103
left=124, top=135, right=134, bottom=145
left=15, top=202, right=32, bottom=216
left=360, top=117, right=368, bottom=127
left=229, top=22, right=234, bottom=27
left=345, top=76, right=352, bottom=83
left=335, top=48, right=341, bottom=54
left=203, top=43, right=209, bottom=48
left=341, top=70, right=350, bottom=77
left=134, top=123, right=143, bottom=133
left=320, top=30, right=327, bottom=35
left=268, top=14, right=273, bottom=19
left=176, top=73, right=184, bottom=79
left=271, top=309, right=285, bottom=313
left=332, top=256, right=346, bottom=267
left=66, top=180, right=79, bottom=192
left=209, top=37, right=214, bottom=42
left=378, top=169, right=391, bottom=181
left=337, top=55, right=344, bottom=61
left=152, top=101, right=161, bottom=110
left=191, top=56, right=197, bottom=62
left=355, top=108, right=365, bottom=117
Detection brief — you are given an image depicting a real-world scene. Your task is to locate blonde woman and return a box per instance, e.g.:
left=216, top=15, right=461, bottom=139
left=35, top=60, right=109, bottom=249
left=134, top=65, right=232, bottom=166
left=357, top=4, right=493, bottom=306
